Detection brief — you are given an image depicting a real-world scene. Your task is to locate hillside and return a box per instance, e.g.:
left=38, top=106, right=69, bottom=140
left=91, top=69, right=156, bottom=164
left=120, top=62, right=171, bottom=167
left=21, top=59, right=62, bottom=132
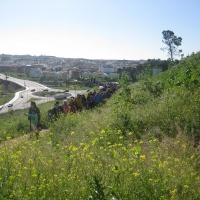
left=0, top=52, right=200, bottom=199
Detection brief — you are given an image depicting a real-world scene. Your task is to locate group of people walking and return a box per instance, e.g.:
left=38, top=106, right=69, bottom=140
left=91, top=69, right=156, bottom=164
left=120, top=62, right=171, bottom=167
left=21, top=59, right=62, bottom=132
left=26, top=82, right=119, bottom=137
left=47, top=82, right=119, bottom=121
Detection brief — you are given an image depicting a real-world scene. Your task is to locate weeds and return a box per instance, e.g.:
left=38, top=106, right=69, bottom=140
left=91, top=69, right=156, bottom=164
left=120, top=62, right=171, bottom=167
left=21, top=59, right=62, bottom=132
left=0, top=53, right=200, bottom=199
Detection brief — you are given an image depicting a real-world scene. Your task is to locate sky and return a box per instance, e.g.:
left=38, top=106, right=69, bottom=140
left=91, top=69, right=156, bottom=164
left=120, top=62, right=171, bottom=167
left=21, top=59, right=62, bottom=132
left=0, top=0, right=199, bottom=60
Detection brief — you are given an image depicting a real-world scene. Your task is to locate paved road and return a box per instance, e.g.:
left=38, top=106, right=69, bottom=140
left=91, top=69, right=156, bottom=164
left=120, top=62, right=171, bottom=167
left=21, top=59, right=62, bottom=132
left=0, top=73, right=86, bottom=114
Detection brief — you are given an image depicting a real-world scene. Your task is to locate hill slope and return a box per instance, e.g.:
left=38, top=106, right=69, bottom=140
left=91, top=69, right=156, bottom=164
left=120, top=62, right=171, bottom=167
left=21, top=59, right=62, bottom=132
left=0, top=53, right=200, bottom=199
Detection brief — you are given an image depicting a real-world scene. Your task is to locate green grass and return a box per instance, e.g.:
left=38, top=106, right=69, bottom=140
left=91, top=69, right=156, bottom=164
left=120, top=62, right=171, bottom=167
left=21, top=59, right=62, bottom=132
left=27, top=97, right=41, bottom=102
left=0, top=52, right=200, bottom=199
left=2, top=71, right=39, bottom=82
left=50, top=84, right=98, bottom=91
left=0, top=92, right=15, bottom=105
left=0, top=78, right=25, bottom=105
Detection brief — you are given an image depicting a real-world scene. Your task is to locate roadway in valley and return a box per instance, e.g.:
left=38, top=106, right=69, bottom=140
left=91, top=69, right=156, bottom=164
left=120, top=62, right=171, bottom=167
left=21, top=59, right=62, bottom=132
left=0, top=73, right=85, bottom=114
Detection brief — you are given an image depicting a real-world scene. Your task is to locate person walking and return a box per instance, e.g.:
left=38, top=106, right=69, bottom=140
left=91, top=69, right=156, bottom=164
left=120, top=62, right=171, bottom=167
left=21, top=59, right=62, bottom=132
left=62, top=100, right=70, bottom=115
left=31, top=101, right=41, bottom=129
left=94, top=92, right=102, bottom=105
left=25, top=107, right=39, bottom=138
left=69, top=97, right=77, bottom=113
left=75, top=94, right=83, bottom=111
left=53, top=101, right=61, bottom=117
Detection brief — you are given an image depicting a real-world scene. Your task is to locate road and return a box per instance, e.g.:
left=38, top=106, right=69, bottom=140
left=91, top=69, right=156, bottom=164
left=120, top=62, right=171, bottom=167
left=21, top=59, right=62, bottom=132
left=0, top=73, right=86, bottom=114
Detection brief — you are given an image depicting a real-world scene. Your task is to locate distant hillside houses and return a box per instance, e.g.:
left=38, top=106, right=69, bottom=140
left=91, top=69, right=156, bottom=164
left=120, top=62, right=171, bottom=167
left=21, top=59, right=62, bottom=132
left=43, top=71, right=63, bottom=79
left=0, top=65, right=25, bottom=73
left=0, top=54, right=148, bottom=79
left=81, top=69, right=92, bottom=75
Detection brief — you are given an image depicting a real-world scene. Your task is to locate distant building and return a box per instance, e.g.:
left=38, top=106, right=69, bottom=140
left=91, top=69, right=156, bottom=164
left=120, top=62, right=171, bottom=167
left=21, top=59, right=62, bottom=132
left=69, top=70, right=80, bottom=79
left=0, top=65, right=16, bottom=72
left=153, top=68, right=162, bottom=76
left=43, top=71, right=61, bottom=78
left=1, top=54, right=12, bottom=62
left=42, top=71, right=55, bottom=78
left=0, top=65, right=26, bottom=73
left=61, top=71, right=70, bottom=79
left=81, top=69, right=92, bottom=75
left=98, top=65, right=115, bottom=74
left=29, top=68, right=42, bottom=78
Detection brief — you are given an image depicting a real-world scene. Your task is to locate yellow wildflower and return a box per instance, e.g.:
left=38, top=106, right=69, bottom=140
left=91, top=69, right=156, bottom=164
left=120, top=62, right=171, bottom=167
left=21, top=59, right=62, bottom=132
left=70, top=131, right=75, bottom=135
left=140, top=155, right=146, bottom=160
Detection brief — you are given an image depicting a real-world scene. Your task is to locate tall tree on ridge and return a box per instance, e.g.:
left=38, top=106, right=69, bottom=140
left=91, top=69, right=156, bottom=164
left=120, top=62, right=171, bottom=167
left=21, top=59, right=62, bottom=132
left=161, top=30, right=182, bottom=61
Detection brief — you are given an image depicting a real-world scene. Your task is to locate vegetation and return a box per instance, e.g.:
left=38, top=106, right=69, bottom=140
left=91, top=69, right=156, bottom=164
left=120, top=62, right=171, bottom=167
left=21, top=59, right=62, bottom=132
left=0, top=80, right=24, bottom=105
left=161, top=30, right=183, bottom=61
left=118, top=59, right=169, bottom=83
left=0, top=52, right=200, bottom=199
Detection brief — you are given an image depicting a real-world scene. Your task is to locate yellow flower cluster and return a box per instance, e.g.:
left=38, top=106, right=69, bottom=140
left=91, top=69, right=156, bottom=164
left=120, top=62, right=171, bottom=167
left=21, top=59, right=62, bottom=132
left=0, top=128, right=199, bottom=199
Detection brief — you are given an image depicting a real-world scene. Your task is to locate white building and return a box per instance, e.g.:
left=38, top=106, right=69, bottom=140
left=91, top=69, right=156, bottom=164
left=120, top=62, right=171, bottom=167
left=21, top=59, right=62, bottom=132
left=153, top=68, right=162, bottom=76
left=98, top=65, right=115, bottom=75
left=29, top=68, right=42, bottom=78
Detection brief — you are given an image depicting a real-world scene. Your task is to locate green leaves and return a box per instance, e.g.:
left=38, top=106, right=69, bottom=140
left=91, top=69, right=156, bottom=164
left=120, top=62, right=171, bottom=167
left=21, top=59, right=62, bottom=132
left=161, top=30, right=182, bottom=61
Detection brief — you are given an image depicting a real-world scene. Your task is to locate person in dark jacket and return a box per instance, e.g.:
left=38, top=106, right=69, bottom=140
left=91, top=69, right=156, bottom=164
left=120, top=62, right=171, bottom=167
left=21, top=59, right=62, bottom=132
left=26, top=103, right=39, bottom=138
left=28, top=101, right=41, bottom=129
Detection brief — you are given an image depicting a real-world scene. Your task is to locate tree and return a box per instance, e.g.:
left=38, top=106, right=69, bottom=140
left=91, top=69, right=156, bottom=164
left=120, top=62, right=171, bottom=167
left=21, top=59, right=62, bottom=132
left=161, top=30, right=182, bottom=61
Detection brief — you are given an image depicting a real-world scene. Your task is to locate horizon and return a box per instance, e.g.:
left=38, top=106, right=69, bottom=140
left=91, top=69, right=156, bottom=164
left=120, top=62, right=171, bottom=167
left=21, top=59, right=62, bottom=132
left=1, top=53, right=149, bottom=61
left=0, top=0, right=199, bottom=60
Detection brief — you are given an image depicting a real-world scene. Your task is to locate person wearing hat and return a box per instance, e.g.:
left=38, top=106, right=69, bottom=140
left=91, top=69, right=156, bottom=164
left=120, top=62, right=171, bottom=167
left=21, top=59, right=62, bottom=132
left=62, top=100, right=70, bottom=115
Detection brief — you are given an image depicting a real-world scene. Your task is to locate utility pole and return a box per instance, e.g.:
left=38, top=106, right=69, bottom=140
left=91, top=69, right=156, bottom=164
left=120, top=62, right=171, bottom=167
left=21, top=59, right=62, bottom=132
left=27, top=86, right=29, bottom=108
left=5, top=72, right=8, bottom=90
left=74, top=80, right=77, bottom=97
left=5, top=72, right=8, bottom=104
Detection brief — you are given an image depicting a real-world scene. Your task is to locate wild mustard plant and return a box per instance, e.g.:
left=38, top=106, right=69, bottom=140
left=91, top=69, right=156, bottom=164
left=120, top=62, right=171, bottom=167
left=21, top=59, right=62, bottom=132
left=0, top=53, right=200, bottom=199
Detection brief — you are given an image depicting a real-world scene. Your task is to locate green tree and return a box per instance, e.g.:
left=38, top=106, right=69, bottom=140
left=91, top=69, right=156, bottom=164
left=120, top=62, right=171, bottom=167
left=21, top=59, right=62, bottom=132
left=161, top=30, right=182, bottom=61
